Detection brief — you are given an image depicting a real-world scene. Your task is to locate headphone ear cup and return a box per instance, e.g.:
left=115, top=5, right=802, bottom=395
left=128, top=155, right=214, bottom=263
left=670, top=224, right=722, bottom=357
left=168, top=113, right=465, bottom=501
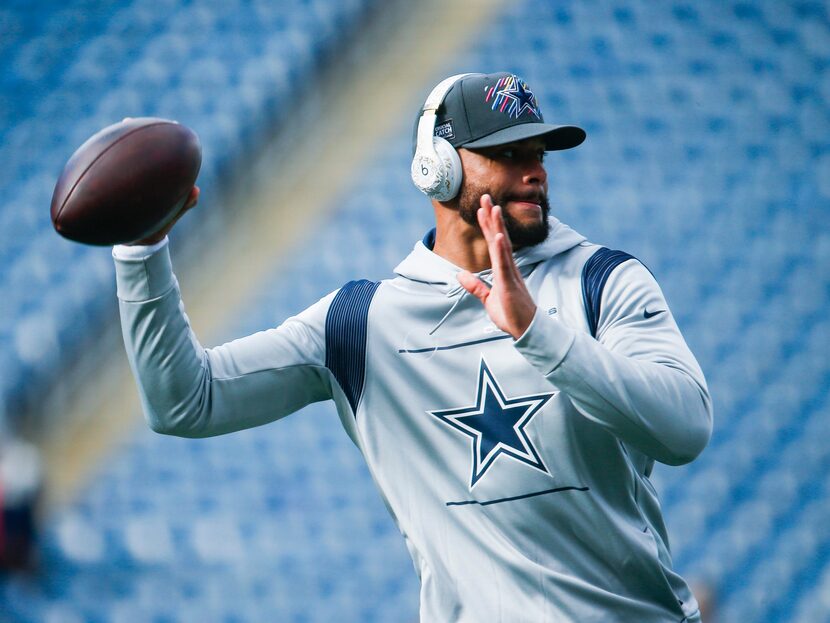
left=429, top=136, right=462, bottom=202
left=411, top=150, right=443, bottom=196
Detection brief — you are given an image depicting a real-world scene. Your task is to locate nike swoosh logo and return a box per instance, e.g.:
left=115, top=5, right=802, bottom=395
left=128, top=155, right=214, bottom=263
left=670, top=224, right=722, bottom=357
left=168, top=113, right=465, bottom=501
left=644, top=309, right=666, bottom=319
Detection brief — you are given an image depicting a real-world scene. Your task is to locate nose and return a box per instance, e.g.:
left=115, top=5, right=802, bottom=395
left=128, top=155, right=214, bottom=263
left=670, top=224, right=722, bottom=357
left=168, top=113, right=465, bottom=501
left=523, top=158, right=547, bottom=186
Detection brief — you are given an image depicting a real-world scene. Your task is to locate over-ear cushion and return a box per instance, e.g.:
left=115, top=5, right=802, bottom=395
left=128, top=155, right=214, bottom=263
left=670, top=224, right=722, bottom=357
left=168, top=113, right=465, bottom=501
left=428, top=136, right=462, bottom=202
left=410, top=148, right=443, bottom=197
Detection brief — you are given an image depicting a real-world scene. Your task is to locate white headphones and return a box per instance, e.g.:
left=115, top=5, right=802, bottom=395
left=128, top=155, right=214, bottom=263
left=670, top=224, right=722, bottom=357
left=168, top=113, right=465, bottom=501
left=410, top=73, right=474, bottom=202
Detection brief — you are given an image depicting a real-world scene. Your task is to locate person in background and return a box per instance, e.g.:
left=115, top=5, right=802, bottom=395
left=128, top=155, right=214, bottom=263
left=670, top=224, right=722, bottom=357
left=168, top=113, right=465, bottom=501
left=0, top=433, right=43, bottom=572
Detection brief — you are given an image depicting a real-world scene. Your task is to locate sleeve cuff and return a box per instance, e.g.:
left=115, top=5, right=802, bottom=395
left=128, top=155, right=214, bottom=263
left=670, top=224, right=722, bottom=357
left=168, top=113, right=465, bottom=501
left=112, top=237, right=176, bottom=302
left=112, top=237, right=169, bottom=260
left=513, top=307, right=577, bottom=376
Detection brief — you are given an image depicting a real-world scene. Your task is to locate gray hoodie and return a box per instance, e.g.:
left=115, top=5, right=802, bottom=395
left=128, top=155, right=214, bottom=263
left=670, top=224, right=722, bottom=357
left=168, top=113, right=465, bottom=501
left=114, top=217, right=711, bottom=622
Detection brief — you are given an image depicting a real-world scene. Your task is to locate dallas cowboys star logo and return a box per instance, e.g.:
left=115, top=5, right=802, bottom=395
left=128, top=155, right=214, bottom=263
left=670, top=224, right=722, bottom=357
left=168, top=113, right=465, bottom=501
left=429, top=358, right=556, bottom=488
left=487, top=75, right=542, bottom=119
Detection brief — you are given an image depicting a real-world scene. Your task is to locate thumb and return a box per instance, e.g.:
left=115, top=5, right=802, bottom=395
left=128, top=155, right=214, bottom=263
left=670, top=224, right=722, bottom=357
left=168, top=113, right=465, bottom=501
left=457, top=270, right=491, bottom=304
left=182, top=185, right=200, bottom=211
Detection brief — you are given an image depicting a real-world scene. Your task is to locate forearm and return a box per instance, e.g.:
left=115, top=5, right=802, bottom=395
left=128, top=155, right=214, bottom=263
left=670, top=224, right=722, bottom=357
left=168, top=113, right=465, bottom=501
left=515, top=309, right=712, bottom=465
left=114, top=242, right=330, bottom=437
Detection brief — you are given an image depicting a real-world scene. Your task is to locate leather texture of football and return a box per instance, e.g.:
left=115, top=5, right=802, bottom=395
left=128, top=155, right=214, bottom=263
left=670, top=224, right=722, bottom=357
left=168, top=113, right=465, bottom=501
left=51, top=117, right=201, bottom=246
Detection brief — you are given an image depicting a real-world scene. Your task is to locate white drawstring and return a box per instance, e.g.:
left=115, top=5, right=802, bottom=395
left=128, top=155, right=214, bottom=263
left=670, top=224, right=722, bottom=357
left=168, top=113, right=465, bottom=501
left=428, top=273, right=493, bottom=336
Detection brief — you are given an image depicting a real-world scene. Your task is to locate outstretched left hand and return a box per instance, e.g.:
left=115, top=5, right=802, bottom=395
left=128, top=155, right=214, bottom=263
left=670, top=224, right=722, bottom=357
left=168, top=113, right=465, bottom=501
left=457, top=195, right=538, bottom=339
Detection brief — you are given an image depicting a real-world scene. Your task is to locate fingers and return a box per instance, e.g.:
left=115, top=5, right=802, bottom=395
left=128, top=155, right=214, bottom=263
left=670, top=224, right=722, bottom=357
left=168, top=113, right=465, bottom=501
left=480, top=193, right=495, bottom=211
left=497, top=228, right=525, bottom=286
left=477, top=194, right=496, bottom=242
left=492, top=206, right=523, bottom=282
left=127, top=186, right=200, bottom=245
left=492, top=205, right=513, bottom=255
left=476, top=196, right=521, bottom=284
left=183, top=186, right=200, bottom=211
left=490, top=202, right=509, bottom=243
left=490, top=231, right=510, bottom=280
left=457, top=270, right=491, bottom=304
left=477, top=195, right=512, bottom=249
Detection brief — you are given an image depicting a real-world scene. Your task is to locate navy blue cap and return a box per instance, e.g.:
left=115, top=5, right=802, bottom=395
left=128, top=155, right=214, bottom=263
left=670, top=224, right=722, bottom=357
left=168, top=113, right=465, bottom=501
left=416, top=72, right=586, bottom=151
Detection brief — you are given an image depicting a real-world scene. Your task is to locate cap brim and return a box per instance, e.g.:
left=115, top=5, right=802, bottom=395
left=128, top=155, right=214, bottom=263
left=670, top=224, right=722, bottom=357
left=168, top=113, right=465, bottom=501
left=462, top=123, right=586, bottom=151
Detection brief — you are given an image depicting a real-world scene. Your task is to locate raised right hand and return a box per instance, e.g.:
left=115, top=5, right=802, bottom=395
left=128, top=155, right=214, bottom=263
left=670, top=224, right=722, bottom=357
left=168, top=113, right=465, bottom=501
left=128, top=186, right=200, bottom=246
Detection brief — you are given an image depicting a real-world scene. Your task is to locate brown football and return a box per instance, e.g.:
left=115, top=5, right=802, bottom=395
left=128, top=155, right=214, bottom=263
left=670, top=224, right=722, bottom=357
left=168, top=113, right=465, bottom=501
left=50, top=117, right=201, bottom=245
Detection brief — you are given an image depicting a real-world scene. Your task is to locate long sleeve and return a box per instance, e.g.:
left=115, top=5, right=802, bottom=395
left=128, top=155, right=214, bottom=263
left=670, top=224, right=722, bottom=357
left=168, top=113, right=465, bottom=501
left=515, top=259, right=712, bottom=466
left=114, top=242, right=334, bottom=438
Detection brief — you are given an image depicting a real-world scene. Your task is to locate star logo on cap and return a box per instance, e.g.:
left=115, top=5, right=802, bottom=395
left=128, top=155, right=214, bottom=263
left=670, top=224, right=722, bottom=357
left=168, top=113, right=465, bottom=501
left=484, top=74, right=542, bottom=120
left=429, top=358, right=555, bottom=488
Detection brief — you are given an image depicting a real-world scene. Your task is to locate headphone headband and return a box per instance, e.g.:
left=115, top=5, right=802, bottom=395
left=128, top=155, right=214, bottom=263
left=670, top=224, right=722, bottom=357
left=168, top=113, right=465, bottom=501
left=411, top=73, right=474, bottom=201
left=423, top=73, right=474, bottom=112
left=416, top=73, right=474, bottom=152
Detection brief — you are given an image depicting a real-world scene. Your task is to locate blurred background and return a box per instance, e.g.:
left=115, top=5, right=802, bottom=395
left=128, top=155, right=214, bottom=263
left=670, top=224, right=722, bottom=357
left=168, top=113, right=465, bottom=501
left=0, top=0, right=828, bottom=621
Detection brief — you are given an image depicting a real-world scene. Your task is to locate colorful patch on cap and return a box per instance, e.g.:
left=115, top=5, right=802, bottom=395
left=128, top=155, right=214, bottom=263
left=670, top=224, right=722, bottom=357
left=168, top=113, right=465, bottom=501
left=484, top=75, right=541, bottom=120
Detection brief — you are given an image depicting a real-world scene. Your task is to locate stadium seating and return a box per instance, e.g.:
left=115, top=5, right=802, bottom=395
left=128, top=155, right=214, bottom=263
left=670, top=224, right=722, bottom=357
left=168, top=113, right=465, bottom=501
left=1, top=0, right=828, bottom=621
left=0, top=0, right=374, bottom=424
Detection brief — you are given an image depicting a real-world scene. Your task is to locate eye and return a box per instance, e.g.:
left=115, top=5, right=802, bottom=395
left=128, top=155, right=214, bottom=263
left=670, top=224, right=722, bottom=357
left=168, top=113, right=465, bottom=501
left=491, top=147, right=545, bottom=162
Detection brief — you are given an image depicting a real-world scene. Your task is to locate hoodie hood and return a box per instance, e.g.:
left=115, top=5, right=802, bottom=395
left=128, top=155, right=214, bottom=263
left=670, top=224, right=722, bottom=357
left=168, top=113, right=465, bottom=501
left=394, top=216, right=587, bottom=297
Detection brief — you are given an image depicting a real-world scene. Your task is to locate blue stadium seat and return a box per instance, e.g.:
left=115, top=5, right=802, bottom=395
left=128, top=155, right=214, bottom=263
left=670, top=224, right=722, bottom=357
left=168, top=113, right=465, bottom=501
left=0, top=0, right=382, bottom=428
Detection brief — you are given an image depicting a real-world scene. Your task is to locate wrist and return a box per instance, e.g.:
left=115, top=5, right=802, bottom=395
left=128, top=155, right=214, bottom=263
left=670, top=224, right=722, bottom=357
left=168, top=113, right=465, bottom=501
left=509, top=302, right=538, bottom=340
left=113, top=237, right=169, bottom=260
left=514, top=308, right=576, bottom=375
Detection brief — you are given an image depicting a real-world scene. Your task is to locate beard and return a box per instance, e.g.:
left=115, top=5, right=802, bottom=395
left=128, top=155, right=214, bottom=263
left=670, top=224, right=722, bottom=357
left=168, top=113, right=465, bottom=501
left=455, top=182, right=551, bottom=249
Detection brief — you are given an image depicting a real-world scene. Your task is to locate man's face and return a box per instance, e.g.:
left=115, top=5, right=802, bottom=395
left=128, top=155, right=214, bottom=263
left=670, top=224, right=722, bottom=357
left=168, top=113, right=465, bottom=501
left=454, top=137, right=550, bottom=248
